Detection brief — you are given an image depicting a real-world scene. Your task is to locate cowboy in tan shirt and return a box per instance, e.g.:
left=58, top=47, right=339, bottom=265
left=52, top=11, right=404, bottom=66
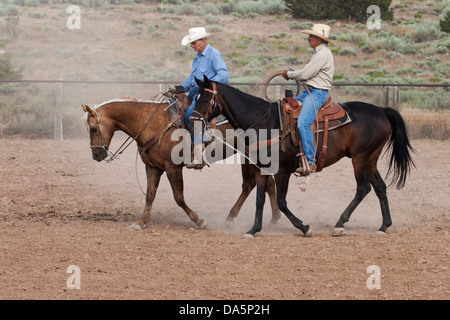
left=286, top=43, right=334, bottom=91
left=282, top=24, right=335, bottom=175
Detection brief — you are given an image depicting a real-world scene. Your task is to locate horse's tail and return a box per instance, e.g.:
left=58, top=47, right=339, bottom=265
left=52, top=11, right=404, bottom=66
left=383, top=107, right=416, bottom=190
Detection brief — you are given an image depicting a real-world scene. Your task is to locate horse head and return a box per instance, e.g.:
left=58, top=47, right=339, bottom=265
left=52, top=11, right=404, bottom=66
left=194, top=75, right=224, bottom=124
left=82, top=104, right=115, bottom=162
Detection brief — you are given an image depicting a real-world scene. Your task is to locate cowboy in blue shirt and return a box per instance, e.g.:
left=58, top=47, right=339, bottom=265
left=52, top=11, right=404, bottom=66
left=176, top=27, right=229, bottom=128
left=174, top=27, right=229, bottom=169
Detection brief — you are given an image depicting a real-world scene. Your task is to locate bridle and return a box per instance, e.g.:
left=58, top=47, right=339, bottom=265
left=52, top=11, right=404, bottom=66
left=191, top=82, right=223, bottom=123
left=88, top=101, right=163, bottom=163
left=88, top=111, right=116, bottom=162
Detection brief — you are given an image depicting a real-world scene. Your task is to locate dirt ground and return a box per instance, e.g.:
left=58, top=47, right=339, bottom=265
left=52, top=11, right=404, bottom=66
left=0, top=136, right=449, bottom=300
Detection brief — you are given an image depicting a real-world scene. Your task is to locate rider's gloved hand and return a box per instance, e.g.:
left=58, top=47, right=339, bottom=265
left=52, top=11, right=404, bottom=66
left=175, top=85, right=186, bottom=94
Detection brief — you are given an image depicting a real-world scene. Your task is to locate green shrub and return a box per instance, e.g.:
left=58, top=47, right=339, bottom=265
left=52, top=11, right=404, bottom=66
left=28, top=11, right=46, bottom=18
left=234, top=0, right=286, bottom=16
left=366, top=68, right=386, bottom=78
left=339, top=47, right=357, bottom=56
left=290, top=21, right=309, bottom=30
left=341, top=31, right=368, bottom=44
left=440, top=11, right=450, bottom=33
left=218, top=2, right=235, bottom=15
left=362, top=35, right=411, bottom=54
left=205, top=14, right=220, bottom=25
left=0, top=54, right=22, bottom=80
left=269, top=32, right=290, bottom=39
left=411, top=20, right=443, bottom=42
left=437, top=37, right=450, bottom=54
left=428, top=77, right=442, bottom=83
left=177, top=3, right=195, bottom=15
left=203, top=2, right=219, bottom=15
left=285, top=0, right=393, bottom=23
left=433, top=62, right=450, bottom=78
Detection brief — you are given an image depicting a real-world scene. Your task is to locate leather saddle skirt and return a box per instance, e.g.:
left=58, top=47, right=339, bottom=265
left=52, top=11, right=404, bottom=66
left=282, top=96, right=351, bottom=132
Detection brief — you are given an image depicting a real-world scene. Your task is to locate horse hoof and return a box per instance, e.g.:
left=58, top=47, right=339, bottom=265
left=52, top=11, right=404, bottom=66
left=376, top=230, right=387, bottom=235
left=242, top=233, right=255, bottom=239
left=270, top=218, right=280, bottom=225
left=129, top=223, right=145, bottom=231
left=198, top=220, right=207, bottom=230
left=304, top=226, right=313, bottom=237
left=332, top=227, right=345, bottom=237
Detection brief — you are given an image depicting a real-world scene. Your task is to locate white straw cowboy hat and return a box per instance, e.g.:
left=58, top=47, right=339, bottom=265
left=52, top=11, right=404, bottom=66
left=181, top=27, right=211, bottom=46
left=301, top=23, right=335, bottom=45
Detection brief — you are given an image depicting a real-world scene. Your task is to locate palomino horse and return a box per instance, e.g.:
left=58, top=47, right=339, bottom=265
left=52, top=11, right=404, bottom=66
left=82, top=97, right=280, bottom=230
left=193, top=76, right=415, bottom=238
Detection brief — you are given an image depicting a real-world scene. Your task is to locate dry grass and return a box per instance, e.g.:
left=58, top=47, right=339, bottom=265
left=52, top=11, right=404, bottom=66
left=402, top=108, right=450, bottom=140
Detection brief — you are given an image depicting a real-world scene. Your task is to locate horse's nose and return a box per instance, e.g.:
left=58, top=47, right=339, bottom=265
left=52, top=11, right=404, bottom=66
left=92, top=148, right=106, bottom=162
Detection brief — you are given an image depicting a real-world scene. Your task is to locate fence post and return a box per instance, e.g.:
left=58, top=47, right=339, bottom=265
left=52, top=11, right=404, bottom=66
left=381, top=86, right=389, bottom=108
left=393, top=86, right=399, bottom=110
left=54, top=82, right=63, bottom=141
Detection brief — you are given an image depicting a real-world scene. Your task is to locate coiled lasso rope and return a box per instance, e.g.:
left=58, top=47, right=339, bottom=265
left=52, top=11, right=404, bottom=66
left=250, top=70, right=302, bottom=102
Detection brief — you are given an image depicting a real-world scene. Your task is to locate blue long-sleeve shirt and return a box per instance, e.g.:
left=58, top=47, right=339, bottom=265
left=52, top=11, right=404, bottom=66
left=180, top=44, right=229, bottom=91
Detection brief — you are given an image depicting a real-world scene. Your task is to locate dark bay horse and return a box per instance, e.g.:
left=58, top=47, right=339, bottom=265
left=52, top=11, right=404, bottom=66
left=82, top=98, right=280, bottom=230
left=193, top=76, right=415, bottom=237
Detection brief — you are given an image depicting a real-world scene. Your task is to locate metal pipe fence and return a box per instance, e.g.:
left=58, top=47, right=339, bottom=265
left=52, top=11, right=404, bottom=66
left=0, top=80, right=448, bottom=140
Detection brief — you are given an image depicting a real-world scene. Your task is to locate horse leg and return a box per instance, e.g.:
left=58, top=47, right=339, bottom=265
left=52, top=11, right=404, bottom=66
left=275, top=170, right=312, bottom=236
left=226, top=164, right=256, bottom=222
left=226, top=165, right=281, bottom=224
left=166, top=165, right=207, bottom=229
left=369, top=166, right=392, bottom=234
left=130, top=165, right=163, bottom=231
left=267, top=175, right=281, bottom=224
left=333, top=158, right=371, bottom=236
left=243, top=172, right=268, bottom=238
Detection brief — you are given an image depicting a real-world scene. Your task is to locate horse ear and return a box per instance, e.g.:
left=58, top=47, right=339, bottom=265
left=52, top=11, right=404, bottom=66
left=194, top=77, right=204, bottom=87
left=82, top=104, right=96, bottom=117
left=203, top=75, right=211, bottom=87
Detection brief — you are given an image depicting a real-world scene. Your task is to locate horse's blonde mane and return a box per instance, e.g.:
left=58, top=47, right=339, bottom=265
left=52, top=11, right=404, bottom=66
left=93, top=97, right=161, bottom=109
left=83, top=97, right=166, bottom=128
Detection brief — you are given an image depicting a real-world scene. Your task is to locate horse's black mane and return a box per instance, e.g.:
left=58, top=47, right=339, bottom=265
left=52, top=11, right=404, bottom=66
left=211, top=81, right=277, bottom=109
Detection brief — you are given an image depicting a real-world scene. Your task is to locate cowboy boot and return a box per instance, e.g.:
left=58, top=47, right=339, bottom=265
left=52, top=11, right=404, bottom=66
left=186, top=143, right=205, bottom=170
left=295, top=154, right=316, bottom=176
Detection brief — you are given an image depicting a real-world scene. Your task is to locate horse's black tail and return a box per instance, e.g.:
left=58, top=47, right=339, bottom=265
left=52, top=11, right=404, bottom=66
left=383, top=107, right=416, bottom=190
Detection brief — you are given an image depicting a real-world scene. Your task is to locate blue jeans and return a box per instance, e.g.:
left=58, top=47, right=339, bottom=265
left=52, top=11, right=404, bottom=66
left=184, top=88, right=205, bottom=144
left=295, top=87, right=329, bottom=164
left=185, top=88, right=198, bottom=129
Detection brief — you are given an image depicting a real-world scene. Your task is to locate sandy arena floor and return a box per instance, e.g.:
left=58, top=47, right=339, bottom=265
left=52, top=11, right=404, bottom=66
left=0, top=137, right=449, bottom=300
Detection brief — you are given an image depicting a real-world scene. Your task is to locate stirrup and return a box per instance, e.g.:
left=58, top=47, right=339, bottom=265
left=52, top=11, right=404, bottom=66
left=295, top=163, right=316, bottom=176
left=185, top=162, right=205, bottom=170
left=186, top=142, right=206, bottom=170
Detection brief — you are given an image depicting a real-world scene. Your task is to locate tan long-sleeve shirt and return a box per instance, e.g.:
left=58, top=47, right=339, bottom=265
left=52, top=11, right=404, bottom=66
left=287, top=44, right=334, bottom=91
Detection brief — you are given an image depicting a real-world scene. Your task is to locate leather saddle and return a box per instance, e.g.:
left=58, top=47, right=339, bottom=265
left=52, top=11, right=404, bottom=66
left=282, top=96, right=350, bottom=132
left=280, top=95, right=352, bottom=174
left=168, top=93, right=191, bottom=129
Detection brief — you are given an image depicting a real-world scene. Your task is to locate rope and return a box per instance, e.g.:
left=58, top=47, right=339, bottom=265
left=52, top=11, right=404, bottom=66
left=251, top=70, right=302, bottom=102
